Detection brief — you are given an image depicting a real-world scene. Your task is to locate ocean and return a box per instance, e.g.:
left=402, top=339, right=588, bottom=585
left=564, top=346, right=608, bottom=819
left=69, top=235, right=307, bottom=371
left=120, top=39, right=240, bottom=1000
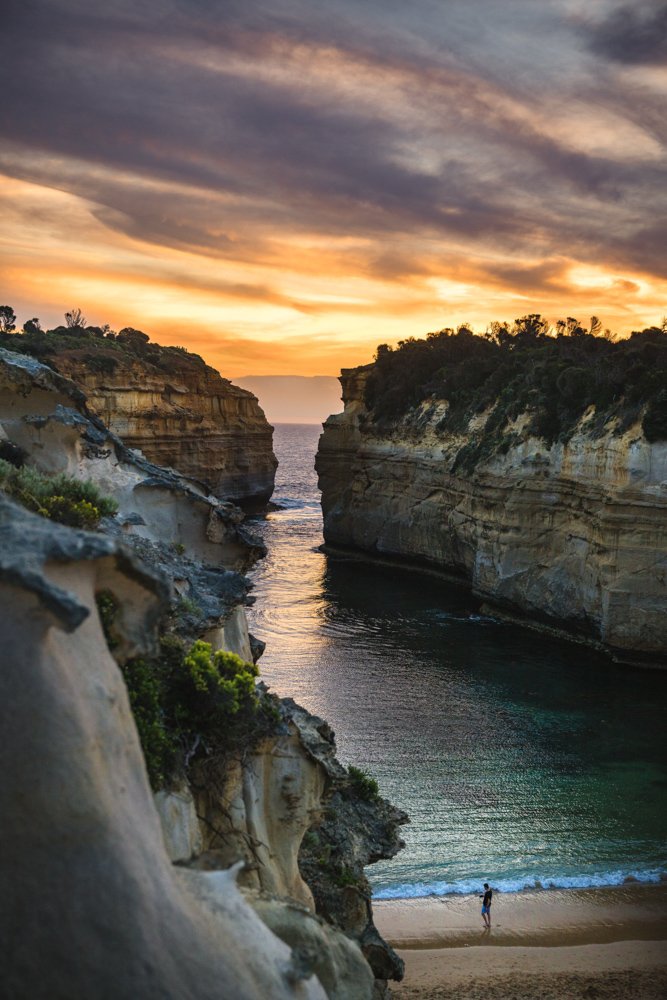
left=246, top=423, right=667, bottom=900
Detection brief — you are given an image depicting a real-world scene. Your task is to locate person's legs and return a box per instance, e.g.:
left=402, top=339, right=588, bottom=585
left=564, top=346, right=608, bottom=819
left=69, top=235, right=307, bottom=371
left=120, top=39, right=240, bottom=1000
left=481, top=905, right=490, bottom=928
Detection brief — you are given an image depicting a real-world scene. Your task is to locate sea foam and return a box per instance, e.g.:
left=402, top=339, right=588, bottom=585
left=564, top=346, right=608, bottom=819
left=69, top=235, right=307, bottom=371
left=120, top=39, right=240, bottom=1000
left=373, top=868, right=666, bottom=900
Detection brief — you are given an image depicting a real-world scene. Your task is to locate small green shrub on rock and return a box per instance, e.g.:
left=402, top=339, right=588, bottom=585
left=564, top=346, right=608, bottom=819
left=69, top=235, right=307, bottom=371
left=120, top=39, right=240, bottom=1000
left=122, top=656, right=176, bottom=790
left=346, top=765, right=380, bottom=802
left=0, top=460, right=117, bottom=528
left=95, top=599, right=273, bottom=790
left=173, top=640, right=259, bottom=732
left=642, top=389, right=667, bottom=442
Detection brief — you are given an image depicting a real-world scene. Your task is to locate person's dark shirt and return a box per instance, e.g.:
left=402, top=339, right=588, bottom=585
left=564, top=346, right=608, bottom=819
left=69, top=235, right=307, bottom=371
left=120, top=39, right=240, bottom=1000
left=483, top=888, right=492, bottom=907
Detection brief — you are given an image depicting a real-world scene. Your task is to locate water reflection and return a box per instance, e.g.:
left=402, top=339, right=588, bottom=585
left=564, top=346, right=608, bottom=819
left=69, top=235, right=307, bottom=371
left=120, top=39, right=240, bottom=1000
left=247, top=424, right=667, bottom=896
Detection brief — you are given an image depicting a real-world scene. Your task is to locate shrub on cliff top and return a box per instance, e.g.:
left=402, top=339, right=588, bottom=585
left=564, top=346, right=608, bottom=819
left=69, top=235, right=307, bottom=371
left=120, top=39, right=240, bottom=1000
left=0, top=460, right=118, bottom=528
left=364, top=320, right=667, bottom=461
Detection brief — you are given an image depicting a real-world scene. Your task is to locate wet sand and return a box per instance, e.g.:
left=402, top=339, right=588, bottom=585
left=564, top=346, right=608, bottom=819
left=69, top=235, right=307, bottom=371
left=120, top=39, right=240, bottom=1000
left=375, top=885, right=667, bottom=999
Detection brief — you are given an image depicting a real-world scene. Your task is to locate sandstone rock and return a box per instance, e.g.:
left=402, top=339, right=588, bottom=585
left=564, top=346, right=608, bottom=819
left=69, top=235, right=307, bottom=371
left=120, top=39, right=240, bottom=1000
left=53, top=344, right=277, bottom=505
left=155, top=783, right=204, bottom=862
left=0, top=497, right=326, bottom=1000
left=246, top=892, right=375, bottom=1000
left=191, top=706, right=329, bottom=909
left=316, top=367, right=667, bottom=665
left=0, top=348, right=263, bottom=573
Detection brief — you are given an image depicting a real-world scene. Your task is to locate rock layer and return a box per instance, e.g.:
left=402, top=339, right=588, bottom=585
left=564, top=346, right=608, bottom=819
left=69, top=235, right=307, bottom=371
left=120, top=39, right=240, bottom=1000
left=316, top=367, right=667, bottom=665
left=0, top=497, right=328, bottom=1000
left=0, top=349, right=405, bottom=998
left=54, top=347, right=277, bottom=505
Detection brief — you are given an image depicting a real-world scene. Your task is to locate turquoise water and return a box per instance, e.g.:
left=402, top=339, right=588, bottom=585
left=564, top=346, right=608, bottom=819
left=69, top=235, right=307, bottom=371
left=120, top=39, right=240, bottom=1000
left=247, top=423, right=667, bottom=899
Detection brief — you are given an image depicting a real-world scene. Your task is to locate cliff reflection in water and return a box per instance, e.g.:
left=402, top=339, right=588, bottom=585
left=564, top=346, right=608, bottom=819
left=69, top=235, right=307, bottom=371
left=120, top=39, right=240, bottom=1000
left=247, top=423, right=667, bottom=898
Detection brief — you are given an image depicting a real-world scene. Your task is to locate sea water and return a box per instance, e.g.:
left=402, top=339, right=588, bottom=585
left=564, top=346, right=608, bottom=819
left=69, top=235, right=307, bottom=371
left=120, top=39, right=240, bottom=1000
left=246, top=423, right=667, bottom=900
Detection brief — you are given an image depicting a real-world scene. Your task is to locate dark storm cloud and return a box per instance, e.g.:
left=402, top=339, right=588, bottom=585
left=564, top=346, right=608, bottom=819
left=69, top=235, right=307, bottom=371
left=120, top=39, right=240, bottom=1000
left=583, top=2, right=667, bottom=65
left=2, top=0, right=666, bottom=285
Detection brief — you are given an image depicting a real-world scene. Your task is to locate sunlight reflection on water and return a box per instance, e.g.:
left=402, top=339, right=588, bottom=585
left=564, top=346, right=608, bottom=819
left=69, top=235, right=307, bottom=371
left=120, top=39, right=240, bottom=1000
left=246, top=424, right=667, bottom=897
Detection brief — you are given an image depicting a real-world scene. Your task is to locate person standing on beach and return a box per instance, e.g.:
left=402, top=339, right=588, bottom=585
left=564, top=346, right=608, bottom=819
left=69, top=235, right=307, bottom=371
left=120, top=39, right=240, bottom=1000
left=480, top=883, right=493, bottom=928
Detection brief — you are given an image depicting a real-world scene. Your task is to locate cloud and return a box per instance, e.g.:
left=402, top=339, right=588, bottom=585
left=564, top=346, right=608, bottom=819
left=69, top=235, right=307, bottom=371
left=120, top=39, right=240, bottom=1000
left=582, top=3, right=667, bottom=65
left=1, top=0, right=666, bottom=370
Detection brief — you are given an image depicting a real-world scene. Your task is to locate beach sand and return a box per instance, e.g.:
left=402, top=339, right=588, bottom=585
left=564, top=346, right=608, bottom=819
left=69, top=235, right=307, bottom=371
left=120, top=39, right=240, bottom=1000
left=374, top=885, right=667, bottom=999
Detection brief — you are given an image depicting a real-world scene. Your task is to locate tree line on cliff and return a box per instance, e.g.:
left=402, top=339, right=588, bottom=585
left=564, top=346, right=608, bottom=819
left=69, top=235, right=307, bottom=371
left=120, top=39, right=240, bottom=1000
left=365, top=314, right=667, bottom=448
left=0, top=304, right=210, bottom=378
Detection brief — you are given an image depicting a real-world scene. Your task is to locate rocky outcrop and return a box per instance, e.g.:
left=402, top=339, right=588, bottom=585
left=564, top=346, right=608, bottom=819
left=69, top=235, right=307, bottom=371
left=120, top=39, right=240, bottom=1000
left=51, top=342, right=277, bottom=505
left=0, top=348, right=405, bottom=998
left=0, top=497, right=329, bottom=1000
left=316, top=367, right=667, bottom=665
left=184, top=694, right=408, bottom=991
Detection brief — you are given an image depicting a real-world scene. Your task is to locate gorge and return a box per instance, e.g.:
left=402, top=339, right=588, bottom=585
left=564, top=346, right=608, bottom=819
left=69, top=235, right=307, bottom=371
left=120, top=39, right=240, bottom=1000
left=0, top=345, right=404, bottom=999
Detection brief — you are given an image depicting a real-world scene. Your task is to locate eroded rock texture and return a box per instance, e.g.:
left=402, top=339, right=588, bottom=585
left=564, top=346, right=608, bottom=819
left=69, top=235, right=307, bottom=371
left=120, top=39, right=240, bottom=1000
left=54, top=345, right=277, bottom=505
left=0, top=348, right=405, bottom=999
left=165, top=699, right=408, bottom=998
left=0, top=498, right=327, bottom=1000
left=316, top=367, right=667, bottom=665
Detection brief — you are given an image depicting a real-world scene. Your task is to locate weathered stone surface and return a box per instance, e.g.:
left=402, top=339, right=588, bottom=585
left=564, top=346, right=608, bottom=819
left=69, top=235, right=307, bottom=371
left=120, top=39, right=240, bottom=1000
left=155, top=783, right=204, bottom=863
left=191, top=704, right=329, bottom=910
left=0, top=347, right=403, bottom=998
left=0, top=348, right=263, bottom=573
left=53, top=347, right=277, bottom=505
left=246, top=892, right=375, bottom=1000
left=298, top=765, right=408, bottom=987
left=316, top=367, right=667, bottom=665
left=0, top=497, right=327, bottom=1000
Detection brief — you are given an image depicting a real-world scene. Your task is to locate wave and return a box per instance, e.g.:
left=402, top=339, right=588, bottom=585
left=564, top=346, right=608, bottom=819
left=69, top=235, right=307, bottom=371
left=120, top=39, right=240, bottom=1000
left=424, top=609, right=500, bottom=625
left=373, top=868, right=667, bottom=900
left=270, top=496, right=321, bottom=512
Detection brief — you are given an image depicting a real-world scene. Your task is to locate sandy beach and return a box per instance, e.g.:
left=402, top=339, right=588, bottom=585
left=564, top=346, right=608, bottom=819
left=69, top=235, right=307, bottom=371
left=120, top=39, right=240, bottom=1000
left=374, top=885, right=667, bottom=999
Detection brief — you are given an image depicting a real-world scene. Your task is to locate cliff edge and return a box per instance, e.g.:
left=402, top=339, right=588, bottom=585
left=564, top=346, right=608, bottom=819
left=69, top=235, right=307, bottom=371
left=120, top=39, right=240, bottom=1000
left=1, top=324, right=277, bottom=505
left=316, top=323, right=667, bottom=665
left=0, top=348, right=405, bottom=998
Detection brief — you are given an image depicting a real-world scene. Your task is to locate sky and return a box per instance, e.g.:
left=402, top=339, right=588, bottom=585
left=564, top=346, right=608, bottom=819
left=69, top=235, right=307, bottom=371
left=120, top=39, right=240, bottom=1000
left=235, top=375, right=341, bottom=423
left=1, top=0, right=666, bottom=377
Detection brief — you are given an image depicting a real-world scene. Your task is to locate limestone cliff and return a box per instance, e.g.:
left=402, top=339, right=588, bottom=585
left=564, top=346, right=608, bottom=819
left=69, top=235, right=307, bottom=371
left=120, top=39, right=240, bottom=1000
left=0, top=497, right=327, bottom=1000
left=317, top=364, right=667, bottom=666
left=0, top=348, right=405, bottom=998
left=3, top=326, right=277, bottom=505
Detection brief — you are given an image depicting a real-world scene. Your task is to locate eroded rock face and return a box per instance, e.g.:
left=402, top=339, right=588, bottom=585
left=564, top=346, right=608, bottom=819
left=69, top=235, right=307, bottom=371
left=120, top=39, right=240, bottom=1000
left=54, top=348, right=277, bottom=505
left=316, top=367, right=667, bottom=665
left=0, top=348, right=262, bottom=573
left=0, top=498, right=327, bottom=1000
left=0, top=349, right=404, bottom=999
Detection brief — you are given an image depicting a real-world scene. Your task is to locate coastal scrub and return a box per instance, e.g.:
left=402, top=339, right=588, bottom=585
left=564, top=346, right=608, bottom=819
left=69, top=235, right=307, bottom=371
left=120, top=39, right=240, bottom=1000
left=0, top=459, right=118, bottom=528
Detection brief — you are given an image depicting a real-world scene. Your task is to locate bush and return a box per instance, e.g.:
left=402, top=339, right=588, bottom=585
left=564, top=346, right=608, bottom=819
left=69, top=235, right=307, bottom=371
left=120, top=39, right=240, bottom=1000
left=642, top=389, right=667, bottom=442
left=173, top=640, right=259, bottom=731
left=347, top=765, right=380, bottom=802
left=362, top=318, right=667, bottom=464
left=94, top=606, right=274, bottom=790
left=0, top=461, right=118, bottom=528
left=122, top=656, right=176, bottom=789
left=81, top=353, right=119, bottom=375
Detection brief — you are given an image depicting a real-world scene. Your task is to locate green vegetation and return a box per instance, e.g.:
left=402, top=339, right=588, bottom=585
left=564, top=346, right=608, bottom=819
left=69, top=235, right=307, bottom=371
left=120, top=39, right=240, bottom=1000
left=364, top=317, right=667, bottom=468
left=0, top=460, right=118, bottom=528
left=0, top=305, right=208, bottom=373
left=96, top=594, right=277, bottom=790
left=346, top=764, right=380, bottom=802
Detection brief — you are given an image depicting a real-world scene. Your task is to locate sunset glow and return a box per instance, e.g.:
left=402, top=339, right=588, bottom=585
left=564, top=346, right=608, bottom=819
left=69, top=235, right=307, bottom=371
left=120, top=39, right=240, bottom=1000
left=2, top=1, right=666, bottom=376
